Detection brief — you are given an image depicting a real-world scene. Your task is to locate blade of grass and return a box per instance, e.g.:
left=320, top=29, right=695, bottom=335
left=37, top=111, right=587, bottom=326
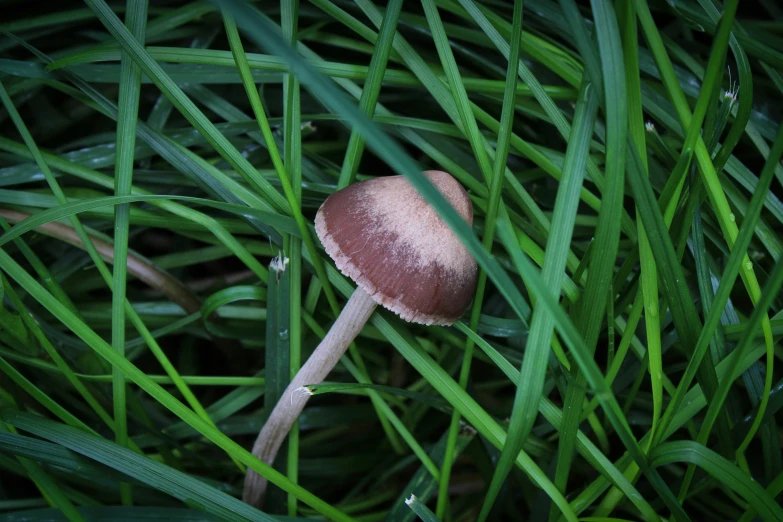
left=221, top=12, right=341, bottom=310
left=0, top=350, right=263, bottom=386
left=553, top=0, right=630, bottom=509
left=0, top=8, right=101, bottom=33
left=263, top=252, right=291, bottom=511
left=83, top=0, right=290, bottom=214
left=220, top=11, right=364, bottom=502
left=303, top=383, right=450, bottom=412
left=336, top=0, right=402, bottom=189
left=650, top=441, right=783, bottom=522
left=264, top=255, right=291, bottom=441
left=418, top=0, right=565, bottom=513
left=495, top=217, right=687, bottom=521
left=0, top=248, right=355, bottom=522
left=0, top=208, right=203, bottom=319
left=0, top=411, right=280, bottom=522
left=406, top=494, right=441, bottom=522
left=0, top=81, right=216, bottom=466
left=478, top=76, right=598, bottom=522
left=0, top=194, right=298, bottom=247
left=111, top=1, right=148, bottom=505
left=2, top=34, right=285, bottom=242
left=0, top=272, right=134, bottom=440
left=280, top=1, right=304, bottom=513
left=42, top=46, right=563, bottom=99
left=456, top=322, right=659, bottom=520
left=635, top=0, right=775, bottom=470
left=738, top=470, right=783, bottom=522
left=629, top=122, right=776, bottom=508
left=437, top=0, right=523, bottom=517
left=442, top=0, right=637, bottom=241
left=315, top=0, right=622, bottom=241
left=677, top=120, right=783, bottom=497
left=0, top=422, right=85, bottom=522
left=385, top=427, right=475, bottom=522
left=618, top=0, right=662, bottom=458
left=419, top=0, right=495, bottom=181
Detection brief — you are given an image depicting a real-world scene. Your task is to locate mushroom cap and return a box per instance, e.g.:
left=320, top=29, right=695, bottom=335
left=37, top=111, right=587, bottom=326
left=315, top=170, right=477, bottom=326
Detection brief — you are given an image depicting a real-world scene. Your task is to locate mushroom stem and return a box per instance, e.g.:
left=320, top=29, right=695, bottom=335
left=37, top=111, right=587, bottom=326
left=243, top=286, right=377, bottom=507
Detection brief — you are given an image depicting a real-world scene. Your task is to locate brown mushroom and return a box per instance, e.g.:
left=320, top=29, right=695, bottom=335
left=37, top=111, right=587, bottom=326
left=243, top=170, right=477, bottom=506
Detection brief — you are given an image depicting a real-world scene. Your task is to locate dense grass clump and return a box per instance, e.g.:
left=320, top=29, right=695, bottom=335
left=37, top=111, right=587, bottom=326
left=1, top=0, right=782, bottom=521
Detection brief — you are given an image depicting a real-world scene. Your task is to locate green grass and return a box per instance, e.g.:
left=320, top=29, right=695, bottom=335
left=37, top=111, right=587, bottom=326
left=1, top=1, right=782, bottom=521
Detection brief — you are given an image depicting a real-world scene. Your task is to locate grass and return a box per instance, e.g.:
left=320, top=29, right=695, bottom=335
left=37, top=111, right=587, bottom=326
left=0, top=0, right=782, bottom=521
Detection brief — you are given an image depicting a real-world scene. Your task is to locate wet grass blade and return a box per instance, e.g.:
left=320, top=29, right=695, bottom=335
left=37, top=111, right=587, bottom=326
left=479, top=77, right=598, bottom=522
left=553, top=0, right=630, bottom=508
left=438, top=0, right=524, bottom=516
left=0, top=411, right=278, bottom=522
left=111, top=1, right=148, bottom=504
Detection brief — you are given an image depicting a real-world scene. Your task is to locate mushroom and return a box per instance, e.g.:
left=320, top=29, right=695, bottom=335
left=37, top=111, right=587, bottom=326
left=243, top=170, right=477, bottom=506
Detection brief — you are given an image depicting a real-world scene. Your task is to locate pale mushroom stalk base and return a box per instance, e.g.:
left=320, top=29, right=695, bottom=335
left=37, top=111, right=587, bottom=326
left=243, top=287, right=377, bottom=507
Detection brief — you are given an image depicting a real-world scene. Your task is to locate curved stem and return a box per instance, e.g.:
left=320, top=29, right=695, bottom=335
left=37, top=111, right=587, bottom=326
left=0, top=207, right=243, bottom=359
left=243, top=286, right=377, bottom=507
left=0, top=208, right=202, bottom=314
